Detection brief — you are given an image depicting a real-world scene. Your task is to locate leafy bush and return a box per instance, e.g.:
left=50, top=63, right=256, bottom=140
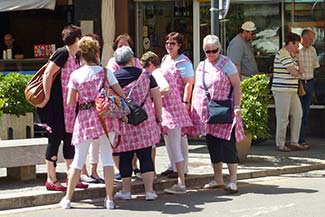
left=0, top=73, right=34, bottom=117
left=241, top=74, right=271, bottom=140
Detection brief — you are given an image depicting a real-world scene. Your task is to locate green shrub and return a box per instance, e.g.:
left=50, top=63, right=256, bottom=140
left=0, top=73, right=34, bottom=117
left=241, top=74, right=271, bottom=140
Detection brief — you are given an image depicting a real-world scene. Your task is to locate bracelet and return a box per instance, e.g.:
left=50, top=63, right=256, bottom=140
left=233, top=105, right=241, bottom=109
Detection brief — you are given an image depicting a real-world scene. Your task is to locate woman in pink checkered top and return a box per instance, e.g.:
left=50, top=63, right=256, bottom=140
left=140, top=51, right=193, bottom=194
left=59, top=36, right=126, bottom=209
left=112, top=46, right=162, bottom=201
left=190, top=35, right=245, bottom=193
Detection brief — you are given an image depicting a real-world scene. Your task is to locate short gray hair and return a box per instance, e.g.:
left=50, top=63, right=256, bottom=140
left=114, top=46, right=134, bottom=66
left=203, top=35, right=222, bottom=50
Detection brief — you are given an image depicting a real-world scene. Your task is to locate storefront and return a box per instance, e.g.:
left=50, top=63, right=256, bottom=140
left=135, top=0, right=324, bottom=104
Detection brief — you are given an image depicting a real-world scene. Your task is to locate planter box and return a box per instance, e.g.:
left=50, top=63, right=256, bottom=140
left=0, top=113, right=34, bottom=140
left=236, top=133, right=252, bottom=163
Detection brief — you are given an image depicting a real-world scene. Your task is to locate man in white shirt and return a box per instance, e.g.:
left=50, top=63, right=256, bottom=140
left=298, top=28, right=320, bottom=146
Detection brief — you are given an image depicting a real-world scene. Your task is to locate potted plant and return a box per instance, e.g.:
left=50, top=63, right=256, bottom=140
left=0, top=73, right=34, bottom=139
left=236, top=74, right=272, bottom=162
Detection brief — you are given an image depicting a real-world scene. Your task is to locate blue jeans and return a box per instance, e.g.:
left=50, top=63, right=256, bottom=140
left=299, top=79, right=314, bottom=144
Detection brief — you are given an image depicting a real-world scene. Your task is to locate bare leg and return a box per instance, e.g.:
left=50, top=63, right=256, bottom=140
left=142, top=171, right=155, bottom=193
left=212, top=162, right=225, bottom=184
left=65, top=168, right=81, bottom=200
left=91, top=163, right=100, bottom=178
left=132, top=154, right=139, bottom=170
left=113, top=155, right=119, bottom=172
left=227, top=163, right=238, bottom=182
left=121, top=177, right=132, bottom=193
left=103, top=166, right=114, bottom=200
left=81, top=164, right=89, bottom=176
left=175, top=160, right=186, bottom=185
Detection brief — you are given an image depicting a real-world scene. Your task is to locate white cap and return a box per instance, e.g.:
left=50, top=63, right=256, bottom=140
left=241, top=21, right=256, bottom=32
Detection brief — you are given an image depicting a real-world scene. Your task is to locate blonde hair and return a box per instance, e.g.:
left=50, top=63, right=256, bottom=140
left=140, top=51, right=160, bottom=68
left=78, top=36, right=99, bottom=64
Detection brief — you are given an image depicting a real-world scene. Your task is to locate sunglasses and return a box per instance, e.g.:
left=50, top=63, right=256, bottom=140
left=205, top=48, right=219, bottom=54
left=165, top=41, right=177, bottom=46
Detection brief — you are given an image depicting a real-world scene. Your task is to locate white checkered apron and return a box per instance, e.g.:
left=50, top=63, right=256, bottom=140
left=71, top=69, right=119, bottom=145
left=161, top=69, right=193, bottom=134
left=114, top=71, right=161, bottom=153
left=61, top=55, right=79, bottom=133
left=190, top=58, right=245, bottom=142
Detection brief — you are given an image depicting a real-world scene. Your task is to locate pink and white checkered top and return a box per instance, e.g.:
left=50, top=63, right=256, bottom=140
left=190, top=58, right=245, bottom=142
left=114, top=71, right=161, bottom=153
left=160, top=69, right=193, bottom=134
left=61, top=54, right=79, bottom=133
left=161, top=55, right=191, bottom=97
left=69, top=67, right=119, bottom=145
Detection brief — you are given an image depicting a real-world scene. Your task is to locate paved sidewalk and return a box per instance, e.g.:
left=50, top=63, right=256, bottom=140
left=1, top=137, right=325, bottom=210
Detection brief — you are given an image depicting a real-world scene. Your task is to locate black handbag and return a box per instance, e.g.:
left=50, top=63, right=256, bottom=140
left=202, top=61, right=233, bottom=124
left=125, top=97, right=148, bottom=126
left=125, top=73, right=149, bottom=126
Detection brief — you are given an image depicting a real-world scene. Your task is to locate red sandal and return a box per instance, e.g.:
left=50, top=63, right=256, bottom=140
left=45, top=180, right=67, bottom=191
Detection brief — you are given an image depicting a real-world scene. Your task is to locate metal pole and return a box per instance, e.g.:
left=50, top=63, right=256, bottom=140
left=210, top=0, right=219, bottom=36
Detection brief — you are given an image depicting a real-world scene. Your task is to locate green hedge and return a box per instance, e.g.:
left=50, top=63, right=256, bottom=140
left=0, top=73, right=34, bottom=117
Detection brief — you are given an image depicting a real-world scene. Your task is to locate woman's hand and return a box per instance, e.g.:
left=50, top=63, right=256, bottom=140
left=234, top=108, right=242, bottom=117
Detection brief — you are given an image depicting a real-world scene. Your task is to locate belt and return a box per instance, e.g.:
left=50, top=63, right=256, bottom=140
left=301, top=78, right=313, bottom=83
left=79, top=101, right=95, bottom=110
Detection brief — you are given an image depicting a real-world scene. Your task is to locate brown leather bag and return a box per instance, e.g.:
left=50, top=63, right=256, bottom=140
left=24, top=63, right=60, bottom=106
left=297, top=80, right=306, bottom=97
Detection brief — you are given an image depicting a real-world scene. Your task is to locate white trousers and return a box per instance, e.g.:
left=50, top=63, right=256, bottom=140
left=70, top=133, right=115, bottom=170
left=164, top=128, right=189, bottom=173
left=273, top=91, right=302, bottom=147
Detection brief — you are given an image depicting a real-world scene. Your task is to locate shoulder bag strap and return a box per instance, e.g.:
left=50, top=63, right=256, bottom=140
left=126, top=70, right=150, bottom=107
left=202, top=59, right=233, bottom=101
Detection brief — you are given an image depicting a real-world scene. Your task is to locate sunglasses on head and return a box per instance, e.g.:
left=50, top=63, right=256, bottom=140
left=165, top=41, right=177, bottom=46
left=205, top=48, right=219, bottom=54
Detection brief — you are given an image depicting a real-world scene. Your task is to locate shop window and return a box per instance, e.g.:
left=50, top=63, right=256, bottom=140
left=138, top=1, right=193, bottom=60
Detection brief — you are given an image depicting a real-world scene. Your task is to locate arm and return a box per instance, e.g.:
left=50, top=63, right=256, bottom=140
left=228, top=73, right=242, bottom=117
left=67, top=88, right=77, bottom=107
left=182, top=76, right=194, bottom=110
left=150, top=87, right=163, bottom=123
left=287, top=64, right=300, bottom=77
left=111, top=83, right=126, bottom=99
left=234, top=64, right=242, bottom=80
left=36, top=61, right=60, bottom=108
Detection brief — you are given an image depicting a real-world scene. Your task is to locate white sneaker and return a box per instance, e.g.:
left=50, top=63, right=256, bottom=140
left=104, top=199, right=115, bottom=209
left=224, top=182, right=238, bottom=193
left=59, top=197, right=71, bottom=209
left=203, top=180, right=225, bottom=189
left=164, top=184, right=187, bottom=194
left=145, top=191, right=158, bottom=201
left=114, top=190, right=132, bottom=200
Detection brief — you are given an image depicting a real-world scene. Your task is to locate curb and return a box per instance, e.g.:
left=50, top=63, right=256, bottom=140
left=1, top=163, right=325, bottom=210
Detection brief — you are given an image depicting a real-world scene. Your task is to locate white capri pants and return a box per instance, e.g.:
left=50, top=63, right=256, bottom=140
left=70, top=133, right=115, bottom=170
left=163, top=128, right=185, bottom=168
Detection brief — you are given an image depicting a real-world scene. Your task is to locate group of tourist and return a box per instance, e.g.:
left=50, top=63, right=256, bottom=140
left=35, top=20, right=318, bottom=210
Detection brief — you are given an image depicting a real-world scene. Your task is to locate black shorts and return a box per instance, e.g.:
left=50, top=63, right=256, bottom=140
left=206, top=131, right=239, bottom=164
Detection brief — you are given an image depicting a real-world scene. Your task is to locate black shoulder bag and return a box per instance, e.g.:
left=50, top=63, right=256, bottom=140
left=202, top=61, right=233, bottom=124
left=125, top=73, right=149, bottom=126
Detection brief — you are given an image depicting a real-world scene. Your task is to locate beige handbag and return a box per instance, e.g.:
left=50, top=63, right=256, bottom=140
left=297, top=80, right=306, bottom=97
